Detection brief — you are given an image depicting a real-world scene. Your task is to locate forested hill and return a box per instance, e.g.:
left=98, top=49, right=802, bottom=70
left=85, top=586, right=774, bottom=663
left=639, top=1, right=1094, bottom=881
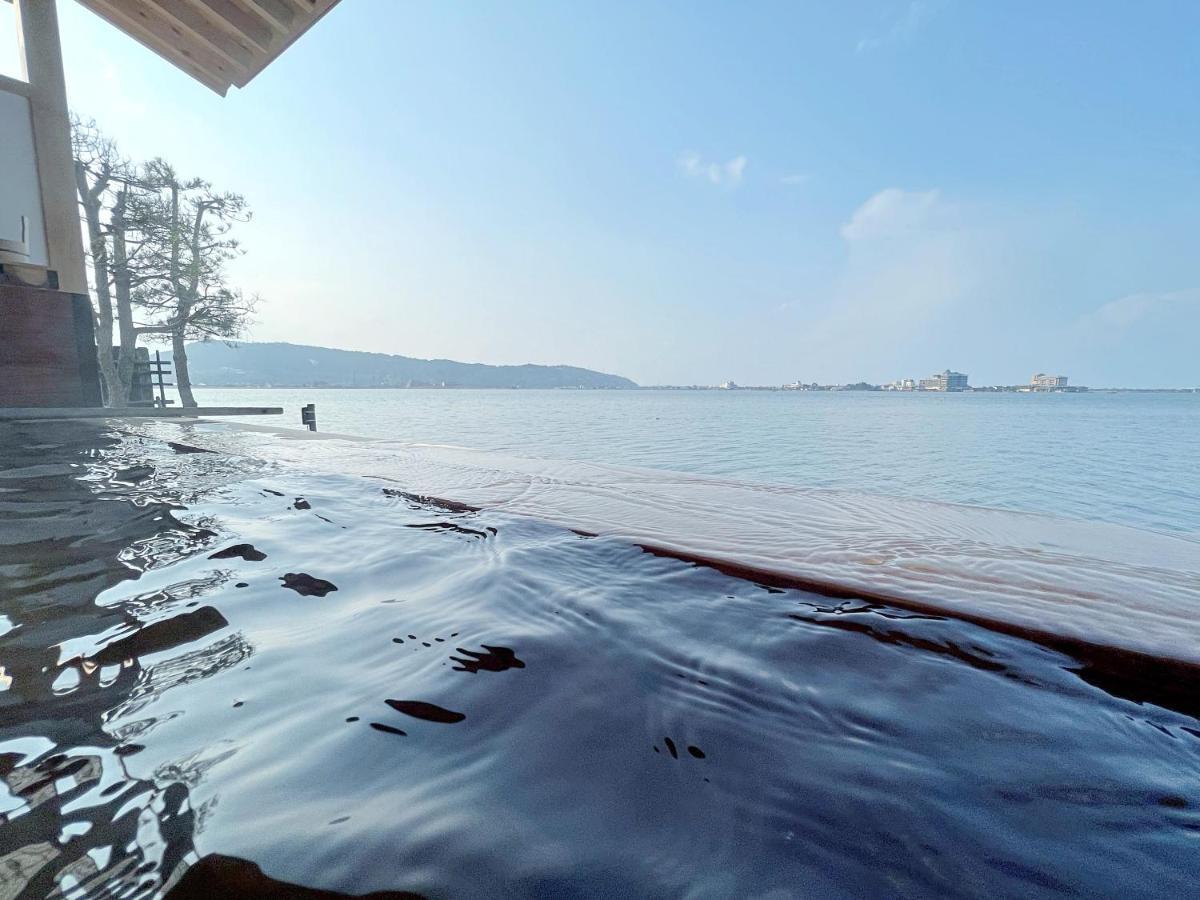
left=173, top=341, right=638, bottom=389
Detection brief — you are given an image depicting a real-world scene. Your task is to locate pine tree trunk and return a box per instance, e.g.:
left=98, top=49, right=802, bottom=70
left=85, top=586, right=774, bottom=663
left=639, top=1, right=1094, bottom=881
left=77, top=171, right=126, bottom=408
left=112, top=190, right=139, bottom=400
left=94, top=316, right=121, bottom=407
left=172, top=331, right=197, bottom=408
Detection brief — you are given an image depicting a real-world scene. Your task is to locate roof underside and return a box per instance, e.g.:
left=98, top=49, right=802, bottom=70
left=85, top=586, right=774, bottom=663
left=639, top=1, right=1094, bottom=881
left=73, top=0, right=341, bottom=96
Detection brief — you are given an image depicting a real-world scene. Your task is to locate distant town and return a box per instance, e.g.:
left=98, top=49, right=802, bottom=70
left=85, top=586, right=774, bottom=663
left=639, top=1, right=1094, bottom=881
left=179, top=345, right=1196, bottom=392
left=653, top=371, right=1199, bottom=393
left=785, top=370, right=1084, bottom=393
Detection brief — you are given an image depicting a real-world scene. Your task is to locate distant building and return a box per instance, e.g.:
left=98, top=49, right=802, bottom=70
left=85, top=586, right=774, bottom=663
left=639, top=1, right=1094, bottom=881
left=886, top=378, right=916, bottom=391
left=919, top=370, right=969, bottom=392
left=718, top=381, right=739, bottom=390
left=1031, top=373, right=1068, bottom=390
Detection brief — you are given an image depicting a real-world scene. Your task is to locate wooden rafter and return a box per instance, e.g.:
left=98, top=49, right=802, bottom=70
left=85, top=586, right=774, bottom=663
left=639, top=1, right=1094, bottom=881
left=73, top=0, right=340, bottom=96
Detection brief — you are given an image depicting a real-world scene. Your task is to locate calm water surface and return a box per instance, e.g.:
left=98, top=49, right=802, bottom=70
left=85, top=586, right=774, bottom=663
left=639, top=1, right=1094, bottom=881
left=1, top=421, right=1198, bottom=898
left=197, top=389, right=1200, bottom=537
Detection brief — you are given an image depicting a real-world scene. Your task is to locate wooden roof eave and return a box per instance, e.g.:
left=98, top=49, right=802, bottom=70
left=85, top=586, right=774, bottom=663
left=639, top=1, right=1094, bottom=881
left=72, top=0, right=340, bottom=95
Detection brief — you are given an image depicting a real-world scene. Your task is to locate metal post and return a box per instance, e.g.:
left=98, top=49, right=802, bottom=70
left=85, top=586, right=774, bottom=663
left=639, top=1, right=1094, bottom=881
left=301, top=403, right=316, bottom=431
left=155, top=351, right=167, bottom=408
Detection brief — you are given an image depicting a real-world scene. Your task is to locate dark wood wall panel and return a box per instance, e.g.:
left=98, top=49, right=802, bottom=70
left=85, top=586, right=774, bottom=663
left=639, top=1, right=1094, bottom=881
left=0, top=284, right=102, bottom=407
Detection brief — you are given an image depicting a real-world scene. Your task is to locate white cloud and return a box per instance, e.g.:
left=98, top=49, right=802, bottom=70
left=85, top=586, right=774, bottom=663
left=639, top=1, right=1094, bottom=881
left=856, top=1, right=935, bottom=54
left=1077, top=289, right=1200, bottom=331
left=813, top=231, right=973, bottom=345
left=780, top=173, right=811, bottom=186
left=840, top=187, right=944, bottom=241
left=678, top=152, right=748, bottom=188
left=787, top=186, right=996, bottom=380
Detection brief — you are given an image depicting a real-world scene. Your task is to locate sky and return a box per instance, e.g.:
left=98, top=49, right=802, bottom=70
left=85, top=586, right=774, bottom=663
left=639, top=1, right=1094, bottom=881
left=10, top=1, right=1200, bottom=386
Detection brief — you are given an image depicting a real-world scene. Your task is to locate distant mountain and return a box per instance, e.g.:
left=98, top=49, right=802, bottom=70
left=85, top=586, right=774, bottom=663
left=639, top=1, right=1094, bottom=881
left=172, top=341, right=638, bottom=389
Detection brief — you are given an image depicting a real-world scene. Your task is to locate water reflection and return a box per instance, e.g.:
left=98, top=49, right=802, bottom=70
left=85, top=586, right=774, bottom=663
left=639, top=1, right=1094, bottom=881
left=384, top=700, right=466, bottom=724
left=0, top=749, right=197, bottom=897
left=107, top=632, right=253, bottom=725
left=209, top=544, right=268, bottom=562
left=0, top=422, right=249, bottom=897
left=279, top=573, right=339, bottom=596
left=449, top=645, right=525, bottom=674
left=167, top=854, right=424, bottom=899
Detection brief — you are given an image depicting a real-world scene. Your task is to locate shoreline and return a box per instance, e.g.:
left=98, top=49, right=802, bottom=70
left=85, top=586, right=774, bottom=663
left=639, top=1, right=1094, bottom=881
left=191, top=384, right=1200, bottom=393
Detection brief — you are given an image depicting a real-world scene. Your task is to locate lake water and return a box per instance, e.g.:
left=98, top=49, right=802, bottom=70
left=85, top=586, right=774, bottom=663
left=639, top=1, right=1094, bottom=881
left=197, top=388, right=1200, bottom=537
left=2, top=419, right=1198, bottom=898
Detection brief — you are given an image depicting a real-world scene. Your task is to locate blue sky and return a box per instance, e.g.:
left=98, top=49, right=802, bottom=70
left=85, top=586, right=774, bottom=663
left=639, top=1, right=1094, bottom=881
left=36, top=2, right=1200, bottom=385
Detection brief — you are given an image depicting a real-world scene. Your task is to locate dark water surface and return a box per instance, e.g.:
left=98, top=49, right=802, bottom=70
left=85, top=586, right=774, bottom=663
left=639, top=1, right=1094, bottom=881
left=1, top=422, right=1198, bottom=898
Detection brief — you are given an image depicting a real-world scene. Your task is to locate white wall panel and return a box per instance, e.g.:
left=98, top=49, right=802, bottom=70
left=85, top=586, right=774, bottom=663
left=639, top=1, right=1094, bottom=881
left=0, top=87, right=48, bottom=266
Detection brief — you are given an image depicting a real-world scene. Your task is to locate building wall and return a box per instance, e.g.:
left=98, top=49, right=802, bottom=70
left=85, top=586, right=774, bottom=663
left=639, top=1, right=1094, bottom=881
left=0, top=87, right=49, bottom=266
left=0, top=283, right=101, bottom=407
left=1031, top=374, right=1068, bottom=389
